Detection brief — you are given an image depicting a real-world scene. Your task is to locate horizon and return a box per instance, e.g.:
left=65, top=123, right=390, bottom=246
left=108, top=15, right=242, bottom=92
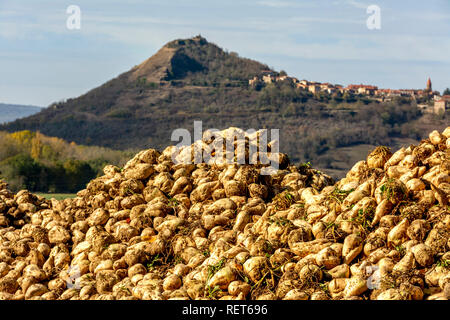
left=1, top=0, right=449, bottom=107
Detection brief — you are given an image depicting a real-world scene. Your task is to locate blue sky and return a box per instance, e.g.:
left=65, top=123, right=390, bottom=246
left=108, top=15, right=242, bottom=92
left=1, top=0, right=449, bottom=106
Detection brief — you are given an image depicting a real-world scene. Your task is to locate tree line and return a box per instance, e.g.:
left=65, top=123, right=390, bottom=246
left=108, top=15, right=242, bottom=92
left=0, top=131, right=132, bottom=192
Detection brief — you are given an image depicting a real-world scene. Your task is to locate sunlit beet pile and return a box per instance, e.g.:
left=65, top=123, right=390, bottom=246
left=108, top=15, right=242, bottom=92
left=0, top=127, right=449, bottom=300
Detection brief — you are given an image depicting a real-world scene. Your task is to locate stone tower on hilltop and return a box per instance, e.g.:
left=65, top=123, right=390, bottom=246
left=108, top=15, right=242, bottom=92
left=426, top=77, right=432, bottom=92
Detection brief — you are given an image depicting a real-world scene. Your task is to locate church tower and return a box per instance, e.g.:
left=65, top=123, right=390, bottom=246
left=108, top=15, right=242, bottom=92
left=426, top=77, right=432, bottom=92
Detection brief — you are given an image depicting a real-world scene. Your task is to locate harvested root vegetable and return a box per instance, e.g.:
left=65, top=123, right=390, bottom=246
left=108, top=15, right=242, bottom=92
left=0, top=126, right=449, bottom=300
left=367, top=146, right=392, bottom=169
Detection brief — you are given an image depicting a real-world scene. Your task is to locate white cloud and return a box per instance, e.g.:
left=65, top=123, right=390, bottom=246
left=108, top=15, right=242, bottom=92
left=346, top=0, right=369, bottom=9
left=72, top=10, right=450, bottom=64
left=257, top=1, right=297, bottom=8
left=331, top=0, right=370, bottom=9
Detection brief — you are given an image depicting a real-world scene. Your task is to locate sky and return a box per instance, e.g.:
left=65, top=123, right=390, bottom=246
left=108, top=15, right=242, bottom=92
left=0, top=0, right=449, bottom=107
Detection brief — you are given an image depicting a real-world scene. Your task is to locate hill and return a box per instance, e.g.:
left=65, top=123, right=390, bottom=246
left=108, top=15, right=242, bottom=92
left=0, top=103, right=42, bottom=124
left=1, top=36, right=448, bottom=178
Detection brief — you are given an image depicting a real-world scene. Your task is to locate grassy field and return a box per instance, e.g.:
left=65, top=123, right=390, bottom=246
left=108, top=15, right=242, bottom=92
left=35, top=193, right=77, bottom=200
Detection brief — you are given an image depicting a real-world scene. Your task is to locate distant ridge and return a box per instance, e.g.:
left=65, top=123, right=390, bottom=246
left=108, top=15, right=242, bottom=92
left=0, top=103, right=42, bottom=124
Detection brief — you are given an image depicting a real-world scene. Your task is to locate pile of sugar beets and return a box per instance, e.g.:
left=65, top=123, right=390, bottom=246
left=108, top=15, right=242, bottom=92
left=0, top=127, right=449, bottom=300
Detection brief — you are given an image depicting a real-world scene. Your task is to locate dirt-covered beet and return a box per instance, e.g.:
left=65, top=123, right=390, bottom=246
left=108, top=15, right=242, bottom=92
left=0, top=127, right=449, bottom=300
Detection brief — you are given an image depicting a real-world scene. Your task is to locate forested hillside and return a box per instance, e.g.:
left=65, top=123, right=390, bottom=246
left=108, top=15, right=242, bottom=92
left=0, top=131, right=132, bottom=192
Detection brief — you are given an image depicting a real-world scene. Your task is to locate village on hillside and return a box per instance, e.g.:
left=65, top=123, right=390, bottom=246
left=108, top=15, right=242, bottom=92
left=249, top=71, right=450, bottom=115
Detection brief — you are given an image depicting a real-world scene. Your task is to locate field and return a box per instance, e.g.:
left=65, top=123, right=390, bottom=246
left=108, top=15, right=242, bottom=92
left=35, top=193, right=77, bottom=200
